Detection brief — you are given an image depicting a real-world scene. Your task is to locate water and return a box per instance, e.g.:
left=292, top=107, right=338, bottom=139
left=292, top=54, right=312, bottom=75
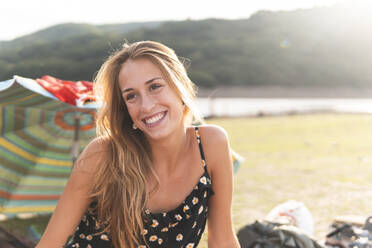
left=195, top=98, right=372, bottom=117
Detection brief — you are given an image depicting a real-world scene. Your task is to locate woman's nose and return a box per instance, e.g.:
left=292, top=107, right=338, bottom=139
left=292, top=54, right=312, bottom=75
left=141, top=94, right=156, bottom=113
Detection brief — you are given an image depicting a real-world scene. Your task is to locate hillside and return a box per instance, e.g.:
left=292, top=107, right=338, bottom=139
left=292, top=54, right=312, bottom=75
left=0, top=2, right=371, bottom=89
left=0, top=22, right=163, bottom=50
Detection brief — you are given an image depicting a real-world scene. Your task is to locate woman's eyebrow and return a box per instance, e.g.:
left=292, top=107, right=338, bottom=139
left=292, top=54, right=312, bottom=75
left=121, top=77, right=163, bottom=93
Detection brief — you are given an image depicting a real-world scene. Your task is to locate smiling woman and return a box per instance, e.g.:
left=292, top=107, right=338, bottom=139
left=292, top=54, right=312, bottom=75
left=119, top=58, right=186, bottom=141
left=35, top=41, right=240, bottom=248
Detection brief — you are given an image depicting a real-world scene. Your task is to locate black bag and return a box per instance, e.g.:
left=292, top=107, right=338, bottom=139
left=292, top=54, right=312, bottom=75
left=237, top=221, right=324, bottom=248
left=326, top=216, right=372, bottom=248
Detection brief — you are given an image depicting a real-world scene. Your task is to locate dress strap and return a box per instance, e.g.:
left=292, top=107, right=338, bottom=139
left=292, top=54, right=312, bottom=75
left=194, top=126, right=207, bottom=168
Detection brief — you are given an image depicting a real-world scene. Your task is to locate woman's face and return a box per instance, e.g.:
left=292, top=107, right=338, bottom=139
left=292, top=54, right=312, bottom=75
left=118, top=58, right=185, bottom=141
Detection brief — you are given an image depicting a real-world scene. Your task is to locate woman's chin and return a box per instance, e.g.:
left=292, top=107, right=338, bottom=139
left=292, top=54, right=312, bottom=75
left=142, top=122, right=169, bottom=141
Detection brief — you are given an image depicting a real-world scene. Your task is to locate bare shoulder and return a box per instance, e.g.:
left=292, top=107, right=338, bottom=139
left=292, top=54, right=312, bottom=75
left=73, top=136, right=111, bottom=174
left=197, top=125, right=232, bottom=174
left=197, top=124, right=229, bottom=147
left=81, top=136, right=110, bottom=156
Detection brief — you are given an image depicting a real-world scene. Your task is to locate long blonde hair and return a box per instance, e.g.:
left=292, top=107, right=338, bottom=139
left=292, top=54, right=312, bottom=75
left=91, top=41, right=201, bottom=248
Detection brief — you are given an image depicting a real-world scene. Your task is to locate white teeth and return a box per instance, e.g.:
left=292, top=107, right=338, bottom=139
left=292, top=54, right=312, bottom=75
left=144, top=112, right=165, bottom=124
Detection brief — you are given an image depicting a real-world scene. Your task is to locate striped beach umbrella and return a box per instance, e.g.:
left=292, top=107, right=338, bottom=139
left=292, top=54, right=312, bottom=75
left=0, top=76, right=96, bottom=219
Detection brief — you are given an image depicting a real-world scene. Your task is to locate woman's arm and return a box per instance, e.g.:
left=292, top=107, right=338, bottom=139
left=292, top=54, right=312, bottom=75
left=200, top=125, right=241, bottom=248
left=36, top=138, right=107, bottom=248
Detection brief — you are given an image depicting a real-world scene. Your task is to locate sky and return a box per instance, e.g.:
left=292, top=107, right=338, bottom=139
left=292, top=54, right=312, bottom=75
left=1, top=0, right=345, bottom=41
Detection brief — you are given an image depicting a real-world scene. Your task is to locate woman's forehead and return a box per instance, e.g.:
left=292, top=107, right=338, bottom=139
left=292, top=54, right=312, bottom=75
left=118, top=58, right=164, bottom=89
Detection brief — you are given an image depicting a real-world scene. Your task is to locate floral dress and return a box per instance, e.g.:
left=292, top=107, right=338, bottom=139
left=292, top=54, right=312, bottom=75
left=65, top=126, right=214, bottom=248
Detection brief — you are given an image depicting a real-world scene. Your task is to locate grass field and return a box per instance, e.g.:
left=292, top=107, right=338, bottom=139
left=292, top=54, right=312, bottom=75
left=2, top=114, right=372, bottom=247
left=201, top=114, right=372, bottom=247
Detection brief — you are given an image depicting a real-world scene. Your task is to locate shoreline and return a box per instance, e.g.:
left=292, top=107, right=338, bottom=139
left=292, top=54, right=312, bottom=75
left=195, top=98, right=372, bottom=118
left=196, top=86, right=372, bottom=98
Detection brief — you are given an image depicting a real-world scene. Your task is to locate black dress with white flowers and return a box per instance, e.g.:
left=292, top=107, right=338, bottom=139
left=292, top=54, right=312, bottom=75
left=65, top=127, right=214, bottom=248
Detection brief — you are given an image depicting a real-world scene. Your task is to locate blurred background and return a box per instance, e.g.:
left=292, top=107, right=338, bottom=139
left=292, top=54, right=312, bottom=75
left=0, top=0, right=371, bottom=247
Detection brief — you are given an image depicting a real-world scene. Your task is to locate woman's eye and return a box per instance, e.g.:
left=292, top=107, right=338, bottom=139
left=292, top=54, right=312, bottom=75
left=125, top=93, right=136, bottom=101
left=150, top=84, right=162, bottom=91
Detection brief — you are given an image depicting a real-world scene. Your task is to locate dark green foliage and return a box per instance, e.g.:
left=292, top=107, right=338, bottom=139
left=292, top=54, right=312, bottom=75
left=0, top=3, right=371, bottom=87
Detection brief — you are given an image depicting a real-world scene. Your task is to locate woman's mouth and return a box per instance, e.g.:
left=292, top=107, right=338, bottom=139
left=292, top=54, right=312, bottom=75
left=142, top=111, right=167, bottom=127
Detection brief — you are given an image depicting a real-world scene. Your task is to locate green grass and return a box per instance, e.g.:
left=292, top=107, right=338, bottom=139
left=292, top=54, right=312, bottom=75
left=2, top=114, right=372, bottom=247
left=199, top=114, right=372, bottom=247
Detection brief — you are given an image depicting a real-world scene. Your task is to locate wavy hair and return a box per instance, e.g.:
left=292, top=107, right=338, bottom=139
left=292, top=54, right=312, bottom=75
left=91, top=41, right=201, bottom=248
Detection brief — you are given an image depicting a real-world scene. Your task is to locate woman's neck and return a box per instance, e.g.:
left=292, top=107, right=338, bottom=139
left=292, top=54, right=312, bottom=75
left=148, top=126, right=191, bottom=175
